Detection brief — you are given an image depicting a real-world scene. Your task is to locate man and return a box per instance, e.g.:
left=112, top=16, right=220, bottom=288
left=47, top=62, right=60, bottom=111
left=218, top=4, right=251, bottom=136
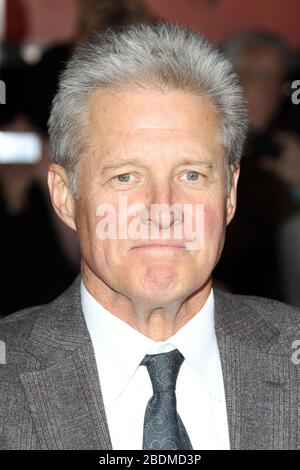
left=0, top=22, right=299, bottom=450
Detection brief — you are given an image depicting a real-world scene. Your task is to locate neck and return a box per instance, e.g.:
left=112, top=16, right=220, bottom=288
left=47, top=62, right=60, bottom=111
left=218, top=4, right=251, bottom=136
left=81, top=262, right=212, bottom=341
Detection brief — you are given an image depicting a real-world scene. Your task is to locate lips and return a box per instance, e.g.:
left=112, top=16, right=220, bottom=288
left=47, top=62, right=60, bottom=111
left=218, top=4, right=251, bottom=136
left=131, top=240, right=185, bottom=250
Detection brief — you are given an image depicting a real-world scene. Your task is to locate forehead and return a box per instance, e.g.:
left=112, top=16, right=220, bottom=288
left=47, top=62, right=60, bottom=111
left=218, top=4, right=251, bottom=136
left=87, top=89, right=220, bottom=161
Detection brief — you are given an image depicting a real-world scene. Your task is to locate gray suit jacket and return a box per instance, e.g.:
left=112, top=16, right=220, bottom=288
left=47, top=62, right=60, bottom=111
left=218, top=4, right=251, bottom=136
left=0, top=275, right=300, bottom=449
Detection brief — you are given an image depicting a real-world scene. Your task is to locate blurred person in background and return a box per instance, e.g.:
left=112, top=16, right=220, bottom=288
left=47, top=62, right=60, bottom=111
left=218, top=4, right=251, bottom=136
left=77, top=0, right=157, bottom=43
left=0, top=66, right=80, bottom=316
left=274, top=54, right=300, bottom=308
left=214, top=31, right=300, bottom=306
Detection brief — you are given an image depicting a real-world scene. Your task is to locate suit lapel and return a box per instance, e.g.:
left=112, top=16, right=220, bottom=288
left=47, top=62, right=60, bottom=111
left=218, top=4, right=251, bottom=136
left=214, top=289, right=299, bottom=449
left=19, top=277, right=112, bottom=450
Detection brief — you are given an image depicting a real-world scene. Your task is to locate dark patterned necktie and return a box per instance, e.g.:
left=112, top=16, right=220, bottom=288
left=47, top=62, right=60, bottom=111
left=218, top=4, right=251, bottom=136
left=140, top=348, right=193, bottom=450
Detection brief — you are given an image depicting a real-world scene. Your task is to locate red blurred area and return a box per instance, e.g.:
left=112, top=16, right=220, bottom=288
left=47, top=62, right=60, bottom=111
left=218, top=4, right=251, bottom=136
left=8, top=0, right=300, bottom=48
left=6, top=0, right=28, bottom=42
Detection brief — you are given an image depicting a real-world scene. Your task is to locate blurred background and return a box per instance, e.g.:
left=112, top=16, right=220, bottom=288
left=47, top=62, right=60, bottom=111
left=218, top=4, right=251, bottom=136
left=0, top=0, right=300, bottom=316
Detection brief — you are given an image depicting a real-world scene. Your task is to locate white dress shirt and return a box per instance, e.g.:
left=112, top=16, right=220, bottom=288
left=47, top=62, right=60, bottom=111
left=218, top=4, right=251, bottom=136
left=81, top=281, right=230, bottom=450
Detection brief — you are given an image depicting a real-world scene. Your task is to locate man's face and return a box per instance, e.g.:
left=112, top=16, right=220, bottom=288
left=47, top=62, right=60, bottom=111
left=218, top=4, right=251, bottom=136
left=73, top=88, right=238, bottom=307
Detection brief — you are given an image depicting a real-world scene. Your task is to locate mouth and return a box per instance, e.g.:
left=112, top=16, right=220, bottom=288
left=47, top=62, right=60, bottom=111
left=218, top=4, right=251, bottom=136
left=130, top=241, right=186, bottom=256
left=132, top=240, right=185, bottom=249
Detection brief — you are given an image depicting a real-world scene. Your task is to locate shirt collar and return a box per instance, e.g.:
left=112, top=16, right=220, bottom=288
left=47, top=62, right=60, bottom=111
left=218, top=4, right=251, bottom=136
left=81, top=280, right=223, bottom=407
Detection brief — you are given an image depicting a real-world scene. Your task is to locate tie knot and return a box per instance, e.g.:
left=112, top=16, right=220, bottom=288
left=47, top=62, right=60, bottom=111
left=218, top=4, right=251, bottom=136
left=140, top=349, right=184, bottom=393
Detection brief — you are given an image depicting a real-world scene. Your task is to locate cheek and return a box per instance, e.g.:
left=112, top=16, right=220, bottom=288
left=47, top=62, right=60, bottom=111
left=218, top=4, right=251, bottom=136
left=203, top=200, right=226, bottom=246
left=76, top=199, right=107, bottom=259
left=94, top=206, right=131, bottom=269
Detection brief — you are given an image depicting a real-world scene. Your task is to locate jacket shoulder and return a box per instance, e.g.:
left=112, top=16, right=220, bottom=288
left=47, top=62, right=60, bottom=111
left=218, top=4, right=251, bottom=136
left=0, top=304, right=45, bottom=351
left=215, top=289, right=300, bottom=349
left=0, top=275, right=81, bottom=352
left=230, top=293, right=300, bottom=329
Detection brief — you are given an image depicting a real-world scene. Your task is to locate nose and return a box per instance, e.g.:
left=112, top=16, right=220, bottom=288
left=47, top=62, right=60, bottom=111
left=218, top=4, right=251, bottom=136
left=140, top=182, right=182, bottom=231
left=148, top=203, right=175, bottom=230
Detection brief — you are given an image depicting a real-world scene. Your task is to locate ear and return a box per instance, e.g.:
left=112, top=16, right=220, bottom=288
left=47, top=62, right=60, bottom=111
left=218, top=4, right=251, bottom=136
left=226, top=164, right=240, bottom=226
left=48, top=163, right=77, bottom=231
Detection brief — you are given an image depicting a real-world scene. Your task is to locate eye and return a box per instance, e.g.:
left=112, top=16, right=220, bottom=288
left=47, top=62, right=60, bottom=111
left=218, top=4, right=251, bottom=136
left=113, top=172, right=134, bottom=183
left=183, top=171, right=203, bottom=182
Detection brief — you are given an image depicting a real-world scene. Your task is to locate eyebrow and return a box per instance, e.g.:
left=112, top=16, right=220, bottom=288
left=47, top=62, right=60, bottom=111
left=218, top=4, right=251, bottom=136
left=101, top=157, right=214, bottom=174
left=175, top=158, right=214, bottom=168
left=101, top=159, right=144, bottom=174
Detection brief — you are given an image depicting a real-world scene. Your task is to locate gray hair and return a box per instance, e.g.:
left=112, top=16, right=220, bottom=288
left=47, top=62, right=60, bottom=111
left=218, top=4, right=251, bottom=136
left=48, top=21, right=248, bottom=197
